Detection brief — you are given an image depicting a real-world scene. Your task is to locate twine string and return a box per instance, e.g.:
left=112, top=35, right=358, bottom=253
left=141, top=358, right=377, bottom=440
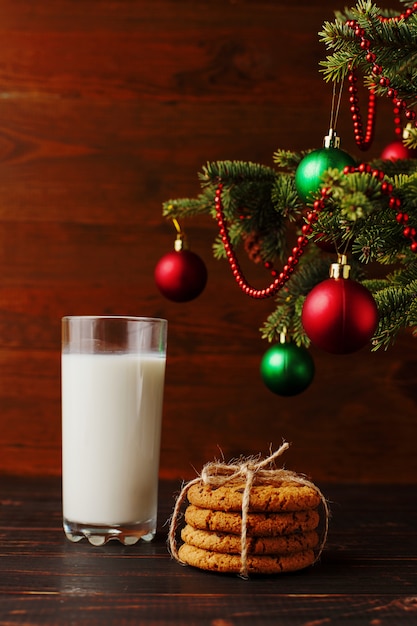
left=167, top=442, right=329, bottom=579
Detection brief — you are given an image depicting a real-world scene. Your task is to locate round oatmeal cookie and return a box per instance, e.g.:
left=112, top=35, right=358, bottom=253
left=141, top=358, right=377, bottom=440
left=184, top=504, right=320, bottom=537
left=181, top=524, right=319, bottom=555
left=187, top=481, right=321, bottom=513
left=178, top=543, right=315, bottom=574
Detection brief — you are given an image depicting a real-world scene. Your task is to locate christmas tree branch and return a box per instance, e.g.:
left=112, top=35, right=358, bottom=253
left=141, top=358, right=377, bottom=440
left=159, top=1, right=417, bottom=356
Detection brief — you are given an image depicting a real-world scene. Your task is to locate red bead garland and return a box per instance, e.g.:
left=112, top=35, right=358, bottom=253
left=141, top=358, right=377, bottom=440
left=214, top=183, right=326, bottom=299
left=393, top=101, right=404, bottom=138
left=215, top=163, right=417, bottom=298
left=346, top=4, right=417, bottom=148
left=347, top=69, right=376, bottom=150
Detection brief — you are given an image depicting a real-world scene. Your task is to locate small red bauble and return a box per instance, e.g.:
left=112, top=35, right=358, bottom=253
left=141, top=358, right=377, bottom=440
left=381, top=141, right=417, bottom=160
left=155, top=249, right=207, bottom=302
left=301, top=275, right=378, bottom=354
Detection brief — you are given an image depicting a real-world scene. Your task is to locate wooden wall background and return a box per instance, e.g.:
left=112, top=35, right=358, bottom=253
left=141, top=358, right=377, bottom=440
left=1, top=0, right=415, bottom=483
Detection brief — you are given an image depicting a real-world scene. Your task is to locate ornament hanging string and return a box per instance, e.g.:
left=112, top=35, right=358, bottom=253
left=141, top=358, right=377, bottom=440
left=172, top=217, right=182, bottom=236
left=167, top=441, right=330, bottom=579
left=329, top=78, right=345, bottom=137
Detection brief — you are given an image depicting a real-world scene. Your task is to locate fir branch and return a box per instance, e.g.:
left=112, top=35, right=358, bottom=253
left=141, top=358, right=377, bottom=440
left=407, top=296, right=417, bottom=326
left=260, top=304, right=298, bottom=345
left=385, top=263, right=417, bottom=286
left=320, top=1, right=417, bottom=101
left=162, top=192, right=214, bottom=219
left=371, top=281, right=417, bottom=349
left=271, top=175, right=304, bottom=220
left=362, top=278, right=390, bottom=292
left=292, top=296, right=310, bottom=347
left=198, top=160, right=276, bottom=186
left=273, top=149, right=306, bottom=170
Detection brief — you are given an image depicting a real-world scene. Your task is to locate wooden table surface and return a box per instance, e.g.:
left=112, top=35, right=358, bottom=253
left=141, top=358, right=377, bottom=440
left=1, top=476, right=416, bottom=625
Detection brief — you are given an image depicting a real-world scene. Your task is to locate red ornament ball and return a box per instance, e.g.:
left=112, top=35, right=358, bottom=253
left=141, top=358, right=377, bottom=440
left=301, top=277, right=378, bottom=354
left=155, top=249, right=207, bottom=302
left=380, top=141, right=417, bottom=161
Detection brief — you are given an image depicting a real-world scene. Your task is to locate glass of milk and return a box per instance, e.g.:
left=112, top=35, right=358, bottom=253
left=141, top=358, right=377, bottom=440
left=61, top=316, right=167, bottom=546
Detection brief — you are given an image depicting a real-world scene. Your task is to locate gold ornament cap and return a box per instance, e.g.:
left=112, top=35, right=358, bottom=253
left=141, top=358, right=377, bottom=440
left=323, top=128, right=341, bottom=149
left=330, top=254, right=351, bottom=279
left=403, top=122, right=413, bottom=140
left=279, top=327, right=288, bottom=344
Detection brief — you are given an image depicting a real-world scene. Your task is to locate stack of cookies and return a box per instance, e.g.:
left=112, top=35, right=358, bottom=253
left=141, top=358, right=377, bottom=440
left=177, top=480, right=322, bottom=575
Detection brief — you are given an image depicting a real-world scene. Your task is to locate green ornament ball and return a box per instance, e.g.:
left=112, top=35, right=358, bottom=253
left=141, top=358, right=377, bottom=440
left=295, top=147, right=356, bottom=204
left=260, top=341, right=315, bottom=396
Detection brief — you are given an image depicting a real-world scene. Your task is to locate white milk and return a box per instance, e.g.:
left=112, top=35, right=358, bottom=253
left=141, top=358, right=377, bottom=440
left=62, top=352, right=166, bottom=526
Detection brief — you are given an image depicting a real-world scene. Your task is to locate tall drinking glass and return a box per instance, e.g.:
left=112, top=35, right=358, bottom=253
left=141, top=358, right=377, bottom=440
left=61, top=316, right=167, bottom=546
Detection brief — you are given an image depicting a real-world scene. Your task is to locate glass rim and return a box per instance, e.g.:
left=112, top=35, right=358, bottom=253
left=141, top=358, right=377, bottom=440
left=62, top=315, right=167, bottom=324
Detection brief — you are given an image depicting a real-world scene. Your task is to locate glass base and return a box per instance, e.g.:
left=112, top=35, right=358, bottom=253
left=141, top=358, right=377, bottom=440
left=63, top=518, right=156, bottom=546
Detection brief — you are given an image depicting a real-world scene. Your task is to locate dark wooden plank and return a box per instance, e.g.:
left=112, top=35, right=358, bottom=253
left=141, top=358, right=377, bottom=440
left=1, top=595, right=417, bottom=626
left=2, top=594, right=417, bottom=626
left=1, top=478, right=417, bottom=625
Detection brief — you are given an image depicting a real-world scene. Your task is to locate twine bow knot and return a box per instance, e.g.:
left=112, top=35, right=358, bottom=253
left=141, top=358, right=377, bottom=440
left=168, top=442, right=329, bottom=579
left=200, top=441, right=293, bottom=486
